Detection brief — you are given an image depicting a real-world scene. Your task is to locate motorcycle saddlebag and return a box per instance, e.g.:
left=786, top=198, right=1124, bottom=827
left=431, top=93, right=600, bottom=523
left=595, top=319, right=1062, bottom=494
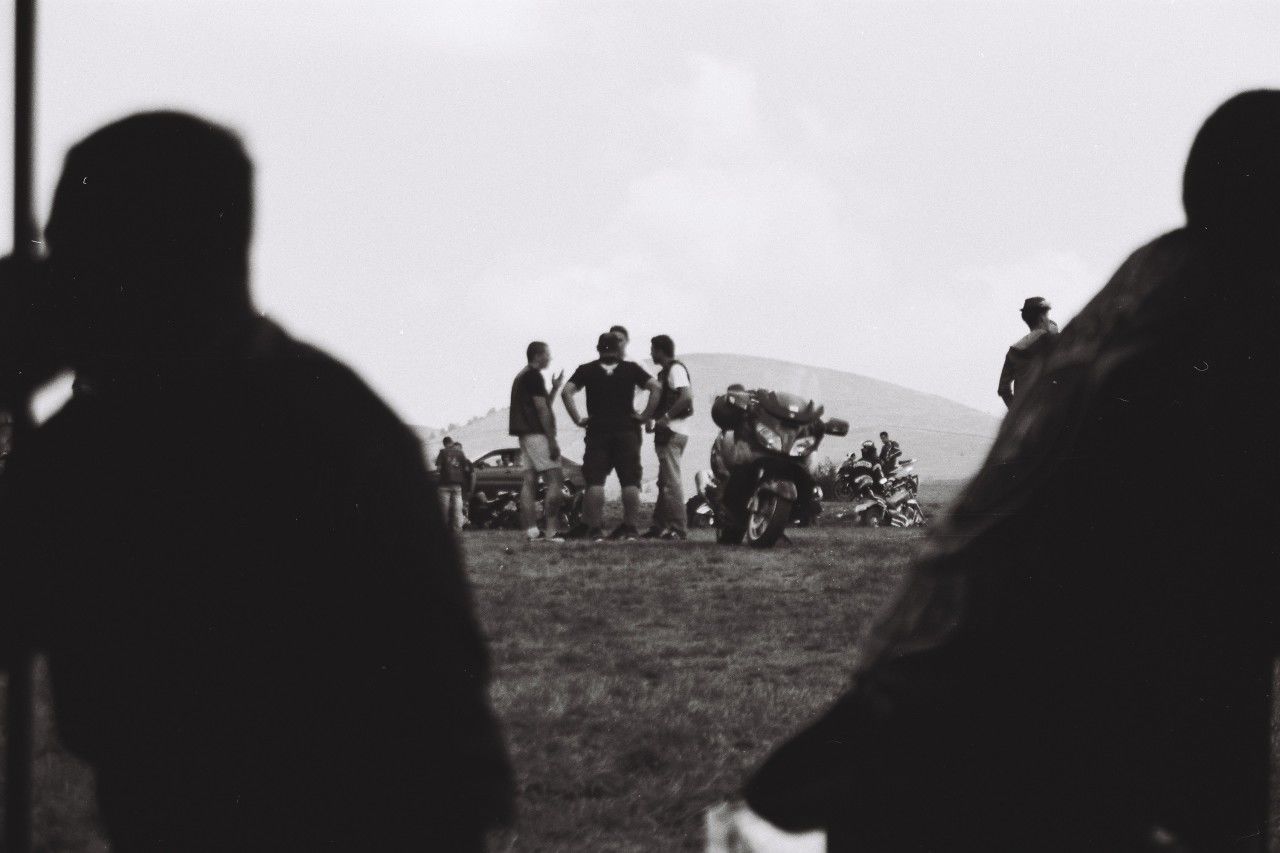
left=711, top=391, right=750, bottom=430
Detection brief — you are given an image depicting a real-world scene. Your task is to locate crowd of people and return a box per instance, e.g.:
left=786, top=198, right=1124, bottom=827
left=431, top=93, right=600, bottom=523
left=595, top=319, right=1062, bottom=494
left=508, top=326, right=693, bottom=542
left=0, top=89, right=1277, bottom=853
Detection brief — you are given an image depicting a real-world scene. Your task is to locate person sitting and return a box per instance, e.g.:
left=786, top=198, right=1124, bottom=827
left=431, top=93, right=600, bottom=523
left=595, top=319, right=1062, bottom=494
left=842, top=441, right=884, bottom=497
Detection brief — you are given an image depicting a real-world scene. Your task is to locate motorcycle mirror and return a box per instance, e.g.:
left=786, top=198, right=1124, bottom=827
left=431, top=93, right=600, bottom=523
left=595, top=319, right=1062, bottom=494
left=823, top=418, right=850, bottom=437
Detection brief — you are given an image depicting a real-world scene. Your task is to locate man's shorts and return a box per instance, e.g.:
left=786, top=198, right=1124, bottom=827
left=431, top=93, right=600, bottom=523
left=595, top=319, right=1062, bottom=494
left=582, top=427, right=642, bottom=488
left=519, top=433, right=560, bottom=474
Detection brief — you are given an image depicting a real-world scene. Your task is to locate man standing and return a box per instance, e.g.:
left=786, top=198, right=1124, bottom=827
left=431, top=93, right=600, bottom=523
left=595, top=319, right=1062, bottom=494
left=435, top=436, right=473, bottom=532
left=643, top=335, right=693, bottom=540
left=510, top=341, right=567, bottom=543
left=0, top=112, right=512, bottom=849
left=734, top=90, right=1280, bottom=852
left=877, top=431, right=901, bottom=472
left=561, top=332, right=661, bottom=540
left=997, top=296, right=1060, bottom=408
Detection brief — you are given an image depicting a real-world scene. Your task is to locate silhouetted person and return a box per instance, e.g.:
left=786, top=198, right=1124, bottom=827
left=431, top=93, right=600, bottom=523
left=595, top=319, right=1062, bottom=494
left=435, top=435, right=475, bottom=532
left=738, top=91, right=1280, bottom=851
left=997, top=295, right=1059, bottom=408
left=0, top=112, right=512, bottom=850
left=876, top=430, right=901, bottom=472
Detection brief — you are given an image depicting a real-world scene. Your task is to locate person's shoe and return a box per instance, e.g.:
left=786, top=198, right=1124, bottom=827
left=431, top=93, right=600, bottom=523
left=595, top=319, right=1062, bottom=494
left=542, top=532, right=566, bottom=544
left=659, top=528, right=688, bottom=541
left=562, top=523, right=592, bottom=540
left=591, top=527, right=607, bottom=542
left=640, top=526, right=663, bottom=539
left=607, top=524, right=641, bottom=541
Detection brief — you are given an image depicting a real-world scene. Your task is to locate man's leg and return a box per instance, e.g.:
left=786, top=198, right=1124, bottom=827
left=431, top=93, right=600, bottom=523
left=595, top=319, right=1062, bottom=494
left=439, top=485, right=454, bottom=526
left=584, top=485, right=606, bottom=529
left=619, top=427, right=644, bottom=531
left=621, top=485, right=642, bottom=530
left=448, top=486, right=466, bottom=532
left=649, top=438, right=669, bottom=533
left=542, top=466, right=564, bottom=537
left=663, top=433, right=688, bottom=536
left=518, top=443, right=539, bottom=534
left=579, top=431, right=608, bottom=533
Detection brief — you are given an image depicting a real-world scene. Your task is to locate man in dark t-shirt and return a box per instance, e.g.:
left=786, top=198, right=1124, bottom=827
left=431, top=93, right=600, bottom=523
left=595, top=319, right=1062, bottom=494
left=561, top=332, right=660, bottom=540
left=509, top=341, right=566, bottom=541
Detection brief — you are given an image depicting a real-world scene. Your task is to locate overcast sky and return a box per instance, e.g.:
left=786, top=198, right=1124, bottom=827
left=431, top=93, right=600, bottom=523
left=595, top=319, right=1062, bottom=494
left=4, top=1, right=1278, bottom=426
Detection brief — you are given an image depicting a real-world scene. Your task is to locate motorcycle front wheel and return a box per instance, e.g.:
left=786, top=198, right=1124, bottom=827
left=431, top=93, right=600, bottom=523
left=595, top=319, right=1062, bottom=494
left=833, top=479, right=854, bottom=501
left=747, top=491, right=792, bottom=548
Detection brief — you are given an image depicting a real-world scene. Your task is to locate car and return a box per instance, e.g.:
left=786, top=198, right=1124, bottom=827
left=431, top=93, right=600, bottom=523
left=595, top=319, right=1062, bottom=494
left=467, top=447, right=586, bottom=532
left=470, top=447, right=586, bottom=496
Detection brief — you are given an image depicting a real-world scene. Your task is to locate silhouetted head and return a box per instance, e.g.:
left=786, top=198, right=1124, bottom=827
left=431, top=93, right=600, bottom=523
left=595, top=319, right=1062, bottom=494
left=526, top=341, right=550, bottom=369
left=44, top=111, right=255, bottom=366
left=596, top=332, right=623, bottom=364
left=442, top=436, right=454, bottom=447
left=609, top=325, right=629, bottom=357
left=650, top=334, right=674, bottom=366
left=1183, top=90, right=1280, bottom=247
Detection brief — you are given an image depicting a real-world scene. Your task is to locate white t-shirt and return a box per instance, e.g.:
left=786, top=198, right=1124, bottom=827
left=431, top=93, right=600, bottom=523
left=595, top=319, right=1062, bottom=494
left=663, top=363, right=692, bottom=435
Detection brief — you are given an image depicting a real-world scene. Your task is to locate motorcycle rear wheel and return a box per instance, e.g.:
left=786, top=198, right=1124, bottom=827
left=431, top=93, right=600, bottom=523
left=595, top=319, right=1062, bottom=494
left=747, top=492, right=792, bottom=548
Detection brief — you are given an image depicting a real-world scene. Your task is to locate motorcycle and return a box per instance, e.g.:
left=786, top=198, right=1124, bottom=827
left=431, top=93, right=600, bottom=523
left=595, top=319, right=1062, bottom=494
left=687, top=471, right=823, bottom=529
left=705, top=388, right=848, bottom=547
left=851, top=458, right=926, bottom=527
left=467, top=480, right=583, bottom=531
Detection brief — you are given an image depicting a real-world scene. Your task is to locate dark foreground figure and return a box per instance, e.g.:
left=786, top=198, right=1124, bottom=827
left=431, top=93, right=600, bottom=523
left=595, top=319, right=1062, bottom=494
left=745, top=90, right=1280, bottom=851
left=0, top=113, right=512, bottom=850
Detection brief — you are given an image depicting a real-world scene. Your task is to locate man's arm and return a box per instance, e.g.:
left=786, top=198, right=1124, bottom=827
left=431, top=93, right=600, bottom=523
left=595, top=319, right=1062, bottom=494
left=997, top=349, right=1017, bottom=408
left=635, top=377, right=662, bottom=423
left=656, top=387, right=693, bottom=428
left=561, top=381, right=587, bottom=428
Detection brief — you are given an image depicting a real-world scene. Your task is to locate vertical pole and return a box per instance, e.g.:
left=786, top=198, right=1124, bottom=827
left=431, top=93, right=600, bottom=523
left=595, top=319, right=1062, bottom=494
left=5, top=1, right=37, bottom=851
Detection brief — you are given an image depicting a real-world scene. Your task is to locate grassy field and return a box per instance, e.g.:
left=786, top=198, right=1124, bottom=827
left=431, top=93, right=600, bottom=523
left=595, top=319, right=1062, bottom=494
left=476, top=526, right=928, bottom=852
left=10, top=479, right=1272, bottom=851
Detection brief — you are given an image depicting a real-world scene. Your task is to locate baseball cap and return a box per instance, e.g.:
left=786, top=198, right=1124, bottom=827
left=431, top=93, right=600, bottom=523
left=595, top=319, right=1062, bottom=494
left=596, top=332, right=623, bottom=354
left=1021, top=296, right=1051, bottom=312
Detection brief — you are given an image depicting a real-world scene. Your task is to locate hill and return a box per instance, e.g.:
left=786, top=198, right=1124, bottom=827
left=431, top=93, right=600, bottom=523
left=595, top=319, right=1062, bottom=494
left=417, top=353, right=1000, bottom=494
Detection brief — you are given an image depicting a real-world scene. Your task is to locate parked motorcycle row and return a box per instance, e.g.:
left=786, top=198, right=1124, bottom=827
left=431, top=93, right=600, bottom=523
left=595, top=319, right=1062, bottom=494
left=466, top=481, right=584, bottom=532
left=833, top=453, right=926, bottom=528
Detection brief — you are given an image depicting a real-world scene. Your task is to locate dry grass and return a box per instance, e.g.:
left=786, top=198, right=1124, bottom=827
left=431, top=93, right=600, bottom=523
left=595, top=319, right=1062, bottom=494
left=25, top=481, right=1277, bottom=851
left=474, top=523, right=924, bottom=852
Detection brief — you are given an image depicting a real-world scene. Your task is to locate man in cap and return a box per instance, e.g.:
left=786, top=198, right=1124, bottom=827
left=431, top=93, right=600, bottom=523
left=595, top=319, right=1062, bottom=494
left=561, top=331, right=661, bottom=540
left=0, top=112, right=512, bottom=849
left=997, top=296, right=1059, bottom=408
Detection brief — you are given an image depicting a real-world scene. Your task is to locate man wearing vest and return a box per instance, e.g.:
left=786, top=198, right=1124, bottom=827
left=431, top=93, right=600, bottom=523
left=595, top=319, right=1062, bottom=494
left=561, top=332, right=661, bottom=541
left=644, top=335, right=694, bottom=540
left=435, top=436, right=474, bottom=532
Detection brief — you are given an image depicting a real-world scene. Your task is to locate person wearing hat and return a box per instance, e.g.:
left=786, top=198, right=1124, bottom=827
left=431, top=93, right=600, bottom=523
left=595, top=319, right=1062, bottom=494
left=561, top=332, right=661, bottom=540
left=997, top=296, right=1059, bottom=408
